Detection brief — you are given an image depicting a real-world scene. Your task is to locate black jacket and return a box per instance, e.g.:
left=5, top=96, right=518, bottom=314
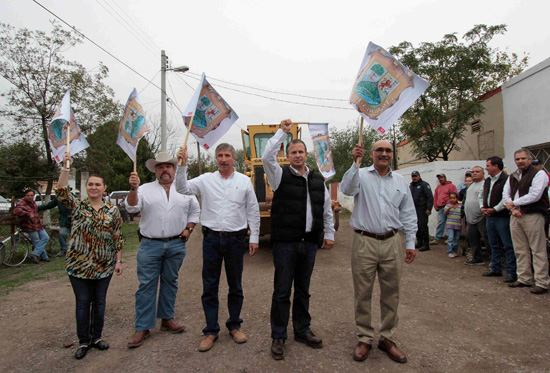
left=409, top=179, right=433, bottom=211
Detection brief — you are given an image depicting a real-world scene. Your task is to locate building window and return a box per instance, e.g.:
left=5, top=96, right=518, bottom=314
left=470, top=120, right=482, bottom=133
left=527, top=142, right=550, bottom=173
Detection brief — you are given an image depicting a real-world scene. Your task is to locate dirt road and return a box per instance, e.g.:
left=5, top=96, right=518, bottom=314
left=1, top=219, right=549, bottom=372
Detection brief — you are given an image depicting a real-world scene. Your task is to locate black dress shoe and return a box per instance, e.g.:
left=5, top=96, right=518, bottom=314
left=530, top=286, right=548, bottom=294
left=418, top=247, right=430, bottom=252
left=91, top=340, right=109, bottom=350
left=294, top=331, right=323, bottom=348
left=482, top=271, right=502, bottom=277
left=271, top=339, right=285, bottom=360
left=503, top=274, right=517, bottom=283
left=508, top=281, right=532, bottom=288
left=75, top=346, right=89, bottom=360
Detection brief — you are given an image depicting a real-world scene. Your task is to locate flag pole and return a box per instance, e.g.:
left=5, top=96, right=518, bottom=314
left=66, top=124, right=71, bottom=169
left=179, top=115, right=195, bottom=166
left=133, top=159, right=137, bottom=173
left=355, top=117, right=363, bottom=167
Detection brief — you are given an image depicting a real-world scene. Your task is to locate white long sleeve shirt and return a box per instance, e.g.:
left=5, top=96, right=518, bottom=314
left=175, top=167, right=260, bottom=244
left=503, top=169, right=549, bottom=211
left=261, top=129, right=335, bottom=241
left=126, top=180, right=200, bottom=239
left=340, top=163, right=418, bottom=250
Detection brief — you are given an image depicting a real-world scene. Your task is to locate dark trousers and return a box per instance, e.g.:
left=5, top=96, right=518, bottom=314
left=415, top=207, right=430, bottom=247
left=68, top=275, right=112, bottom=346
left=201, top=231, right=246, bottom=335
left=486, top=216, right=517, bottom=276
left=467, top=218, right=491, bottom=262
left=270, top=241, right=317, bottom=340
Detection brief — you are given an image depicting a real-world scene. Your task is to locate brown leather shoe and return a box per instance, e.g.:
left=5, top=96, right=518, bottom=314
left=378, top=338, right=407, bottom=363
left=160, top=318, right=185, bottom=334
left=508, top=281, right=532, bottom=288
left=294, top=331, right=323, bottom=348
left=230, top=328, right=248, bottom=344
left=530, top=286, right=548, bottom=294
left=198, top=335, right=218, bottom=352
left=353, top=341, right=371, bottom=362
left=127, top=330, right=150, bottom=348
left=271, top=339, right=285, bottom=360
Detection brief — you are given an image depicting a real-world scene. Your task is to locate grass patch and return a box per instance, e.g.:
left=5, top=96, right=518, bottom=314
left=0, top=223, right=140, bottom=296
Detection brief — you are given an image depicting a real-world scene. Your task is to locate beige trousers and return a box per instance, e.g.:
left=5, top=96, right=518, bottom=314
left=510, top=213, right=550, bottom=289
left=351, top=232, right=404, bottom=344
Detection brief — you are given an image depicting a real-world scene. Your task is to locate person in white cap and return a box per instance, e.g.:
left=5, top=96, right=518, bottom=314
left=126, top=152, right=201, bottom=348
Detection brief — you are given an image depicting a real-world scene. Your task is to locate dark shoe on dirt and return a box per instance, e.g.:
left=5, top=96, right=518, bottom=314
left=75, top=345, right=89, bottom=360
left=482, top=271, right=502, bottom=277
left=464, top=260, right=484, bottom=266
left=271, top=339, right=285, bottom=360
left=378, top=338, right=407, bottom=363
left=418, top=246, right=430, bottom=252
left=294, top=331, right=323, bottom=348
left=530, top=286, right=548, bottom=294
left=160, top=318, right=185, bottom=334
left=353, top=341, right=371, bottom=362
left=91, top=340, right=109, bottom=350
left=29, top=254, right=39, bottom=263
left=508, top=281, right=531, bottom=288
left=503, top=274, right=517, bottom=283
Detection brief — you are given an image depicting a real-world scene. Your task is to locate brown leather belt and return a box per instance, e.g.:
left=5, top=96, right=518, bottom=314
left=354, top=229, right=398, bottom=240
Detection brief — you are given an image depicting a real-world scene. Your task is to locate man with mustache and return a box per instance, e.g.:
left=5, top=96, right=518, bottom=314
left=176, top=143, right=260, bottom=352
left=503, top=149, right=549, bottom=294
left=261, top=119, right=335, bottom=360
left=341, top=140, right=417, bottom=364
left=126, top=152, right=201, bottom=348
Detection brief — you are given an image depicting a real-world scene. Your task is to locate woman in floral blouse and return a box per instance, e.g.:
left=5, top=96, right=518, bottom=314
left=56, top=153, right=125, bottom=360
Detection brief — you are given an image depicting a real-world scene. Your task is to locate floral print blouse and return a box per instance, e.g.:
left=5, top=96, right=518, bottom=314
left=56, top=186, right=125, bottom=280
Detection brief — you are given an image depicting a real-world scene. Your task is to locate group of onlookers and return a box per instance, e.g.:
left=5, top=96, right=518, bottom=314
left=410, top=150, right=550, bottom=295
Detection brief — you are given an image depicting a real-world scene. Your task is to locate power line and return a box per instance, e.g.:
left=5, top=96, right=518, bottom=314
left=94, top=0, right=158, bottom=58
left=31, top=0, right=162, bottom=92
left=111, top=0, right=163, bottom=52
left=187, top=71, right=348, bottom=102
left=139, top=70, right=160, bottom=94
left=182, top=74, right=353, bottom=111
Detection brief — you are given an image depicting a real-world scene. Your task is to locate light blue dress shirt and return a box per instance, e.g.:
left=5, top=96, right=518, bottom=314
left=340, top=163, right=418, bottom=250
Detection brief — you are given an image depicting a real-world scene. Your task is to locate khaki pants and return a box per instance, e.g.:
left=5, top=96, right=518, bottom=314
left=510, top=213, right=550, bottom=289
left=351, top=232, right=404, bottom=344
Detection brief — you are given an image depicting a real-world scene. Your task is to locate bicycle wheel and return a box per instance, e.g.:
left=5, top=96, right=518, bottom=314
left=3, top=235, right=30, bottom=267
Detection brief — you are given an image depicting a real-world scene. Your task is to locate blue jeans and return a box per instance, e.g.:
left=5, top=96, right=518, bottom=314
left=69, top=275, right=112, bottom=346
left=135, top=238, right=187, bottom=330
left=59, top=227, right=69, bottom=253
left=486, top=216, right=517, bottom=275
left=446, top=228, right=461, bottom=255
left=26, top=229, right=49, bottom=259
left=201, top=231, right=246, bottom=335
left=271, top=241, right=317, bottom=340
left=435, top=208, right=447, bottom=240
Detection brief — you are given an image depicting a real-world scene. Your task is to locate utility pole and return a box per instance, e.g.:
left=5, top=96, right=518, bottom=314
left=160, top=50, right=167, bottom=152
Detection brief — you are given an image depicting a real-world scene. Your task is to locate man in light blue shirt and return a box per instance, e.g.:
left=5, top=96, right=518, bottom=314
left=340, top=140, right=417, bottom=364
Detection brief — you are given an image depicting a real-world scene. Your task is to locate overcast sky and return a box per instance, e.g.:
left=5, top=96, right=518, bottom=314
left=1, top=0, right=549, bottom=157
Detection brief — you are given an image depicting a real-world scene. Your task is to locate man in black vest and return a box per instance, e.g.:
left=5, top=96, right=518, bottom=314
left=410, top=171, right=433, bottom=251
left=262, top=119, right=335, bottom=360
left=503, top=149, right=549, bottom=294
left=480, top=156, right=517, bottom=282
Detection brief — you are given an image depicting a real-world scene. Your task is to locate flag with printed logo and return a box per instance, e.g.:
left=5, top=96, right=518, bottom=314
left=48, top=90, right=90, bottom=163
left=116, top=88, right=149, bottom=162
left=350, top=42, right=429, bottom=135
left=183, top=73, right=238, bottom=150
left=308, top=123, right=335, bottom=181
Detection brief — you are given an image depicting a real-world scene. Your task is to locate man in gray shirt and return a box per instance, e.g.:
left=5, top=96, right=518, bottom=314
left=464, top=166, right=491, bottom=265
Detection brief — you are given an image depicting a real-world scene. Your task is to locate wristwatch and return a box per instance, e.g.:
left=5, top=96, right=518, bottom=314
left=184, top=227, right=194, bottom=233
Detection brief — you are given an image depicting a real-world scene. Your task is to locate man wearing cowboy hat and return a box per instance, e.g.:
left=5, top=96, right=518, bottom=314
left=126, top=152, right=201, bottom=348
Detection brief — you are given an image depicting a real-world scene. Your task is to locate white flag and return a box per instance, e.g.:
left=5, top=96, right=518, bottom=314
left=48, top=90, right=90, bottom=163
left=183, top=73, right=239, bottom=150
left=308, top=123, right=335, bottom=181
left=350, top=42, right=430, bottom=135
left=116, top=88, right=149, bottom=162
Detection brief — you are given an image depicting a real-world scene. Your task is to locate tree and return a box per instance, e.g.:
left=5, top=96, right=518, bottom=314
left=0, top=21, right=122, bottom=196
left=0, top=140, right=50, bottom=197
left=84, top=121, right=156, bottom=192
left=329, top=118, right=382, bottom=182
left=389, top=24, right=528, bottom=161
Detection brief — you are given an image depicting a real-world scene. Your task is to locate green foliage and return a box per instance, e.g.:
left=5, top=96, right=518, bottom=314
left=389, top=24, right=529, bottom=161
left=186, top=153, right=218, bottom=179
left=0, top=21, right=122, bottom=196
left=84, top=121, right=156, bottom=192
left=329, top=118, right=384, bottom=182
left=0, top=140, right=50, bottom=197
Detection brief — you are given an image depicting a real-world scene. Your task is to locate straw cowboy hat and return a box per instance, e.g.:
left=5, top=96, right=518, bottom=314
left=145, top=152, right=178, bottom=173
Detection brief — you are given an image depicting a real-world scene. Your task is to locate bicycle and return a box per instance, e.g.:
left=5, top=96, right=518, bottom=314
left=1, top=228, right=32, bottom=267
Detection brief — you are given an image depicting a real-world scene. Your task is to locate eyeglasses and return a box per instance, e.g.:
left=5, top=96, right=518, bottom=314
left=374, top=148, right=393, bottom=154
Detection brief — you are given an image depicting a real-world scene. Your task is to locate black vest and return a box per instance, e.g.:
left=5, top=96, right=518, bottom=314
left=509, top=165, right=549, bottom=215
left=271, top=166, right=325, bottom=243
left=482, top=172, right=510, bottom=218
